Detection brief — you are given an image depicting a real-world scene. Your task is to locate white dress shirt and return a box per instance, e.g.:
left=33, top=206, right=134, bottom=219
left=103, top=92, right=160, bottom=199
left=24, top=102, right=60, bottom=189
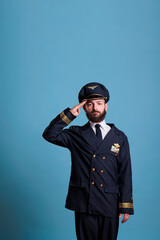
left=90, top=119, right=111, bottom=140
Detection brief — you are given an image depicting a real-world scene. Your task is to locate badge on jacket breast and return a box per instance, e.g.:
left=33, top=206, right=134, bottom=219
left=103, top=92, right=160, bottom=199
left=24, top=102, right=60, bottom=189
left=111, top=143, right=120, bottom=153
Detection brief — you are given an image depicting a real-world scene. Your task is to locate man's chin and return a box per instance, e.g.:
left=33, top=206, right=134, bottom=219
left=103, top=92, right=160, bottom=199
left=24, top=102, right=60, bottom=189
left=90, top=117, right=104, bottom=123
left=91, top=118, right=102, bottom=123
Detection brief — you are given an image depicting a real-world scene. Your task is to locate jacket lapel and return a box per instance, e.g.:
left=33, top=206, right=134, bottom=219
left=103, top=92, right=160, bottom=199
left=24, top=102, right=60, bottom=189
left=80, top=122, right=99, bottom=151
left=80, top=122, right=119, bottom=153
left=95, top=124, right=119, bottom=153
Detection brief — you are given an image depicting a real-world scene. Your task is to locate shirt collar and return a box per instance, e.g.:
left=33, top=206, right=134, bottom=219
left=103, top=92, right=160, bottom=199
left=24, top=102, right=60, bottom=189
left=90, top=119, right=106, bottom=130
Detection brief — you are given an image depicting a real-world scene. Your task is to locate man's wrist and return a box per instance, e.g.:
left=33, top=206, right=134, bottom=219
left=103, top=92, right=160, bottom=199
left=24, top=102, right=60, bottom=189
left=69, top=109, right=77, bottom=118
left=59, top=108, right=76, bottom=125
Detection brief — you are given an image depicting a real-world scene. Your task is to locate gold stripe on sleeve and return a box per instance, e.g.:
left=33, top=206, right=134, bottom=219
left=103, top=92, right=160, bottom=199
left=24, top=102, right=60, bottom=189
left=60, top=111, right=71, bottom=125
left=119, top=202, right=133, bottom=209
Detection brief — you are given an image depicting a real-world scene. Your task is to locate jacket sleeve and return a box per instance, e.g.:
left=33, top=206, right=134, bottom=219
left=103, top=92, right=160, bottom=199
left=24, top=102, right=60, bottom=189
left=42, top=107, right=76, bottom=148
left=118, top=135, right=134, bottom=215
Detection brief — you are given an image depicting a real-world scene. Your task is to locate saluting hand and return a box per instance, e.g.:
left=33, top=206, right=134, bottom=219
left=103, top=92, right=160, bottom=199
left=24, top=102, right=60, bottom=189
left=70, top=100, right=87, bottom=117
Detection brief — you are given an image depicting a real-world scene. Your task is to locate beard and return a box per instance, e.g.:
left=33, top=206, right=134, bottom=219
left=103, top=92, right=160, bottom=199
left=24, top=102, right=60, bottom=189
left=86, top=109, right=106, bottom=123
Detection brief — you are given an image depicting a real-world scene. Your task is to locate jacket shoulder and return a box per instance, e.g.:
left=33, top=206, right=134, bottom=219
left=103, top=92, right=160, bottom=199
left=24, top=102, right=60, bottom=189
left=114, top=125, right=128, bottom=139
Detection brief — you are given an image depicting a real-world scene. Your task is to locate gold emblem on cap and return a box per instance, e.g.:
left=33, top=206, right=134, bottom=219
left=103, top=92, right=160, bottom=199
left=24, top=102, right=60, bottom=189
left=87, top=85, right=98, bottom=90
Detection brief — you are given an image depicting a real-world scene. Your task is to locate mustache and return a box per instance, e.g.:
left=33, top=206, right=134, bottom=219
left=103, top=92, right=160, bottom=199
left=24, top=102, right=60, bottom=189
left=91, top=110, right=100, bottom=113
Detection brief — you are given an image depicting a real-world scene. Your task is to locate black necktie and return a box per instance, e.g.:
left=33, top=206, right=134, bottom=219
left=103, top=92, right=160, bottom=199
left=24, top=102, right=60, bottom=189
left=95, top=124, right=102, bottom=143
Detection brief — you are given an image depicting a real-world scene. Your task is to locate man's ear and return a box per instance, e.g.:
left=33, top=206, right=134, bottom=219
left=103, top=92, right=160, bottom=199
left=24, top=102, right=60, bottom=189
left=83, top=104, right=86, bottom=112
left=105, top=103, right=108, bottom=111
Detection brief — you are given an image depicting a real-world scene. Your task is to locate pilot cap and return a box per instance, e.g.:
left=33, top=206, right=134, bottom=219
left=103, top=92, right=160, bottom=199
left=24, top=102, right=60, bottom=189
left=78, top=82, right=110, bottom=103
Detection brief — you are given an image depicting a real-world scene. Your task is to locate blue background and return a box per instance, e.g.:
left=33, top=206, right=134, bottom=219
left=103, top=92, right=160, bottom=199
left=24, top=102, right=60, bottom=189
left=1, top=0, right=160, bottom=239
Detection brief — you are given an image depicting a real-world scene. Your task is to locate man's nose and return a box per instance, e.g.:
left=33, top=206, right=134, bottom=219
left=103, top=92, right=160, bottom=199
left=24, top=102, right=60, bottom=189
left=93, top=104, right=98, bottom=111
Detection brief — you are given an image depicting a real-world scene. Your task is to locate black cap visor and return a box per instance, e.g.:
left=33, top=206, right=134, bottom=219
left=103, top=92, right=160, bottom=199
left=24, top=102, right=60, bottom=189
left=82, top=94, right=107, bottom=102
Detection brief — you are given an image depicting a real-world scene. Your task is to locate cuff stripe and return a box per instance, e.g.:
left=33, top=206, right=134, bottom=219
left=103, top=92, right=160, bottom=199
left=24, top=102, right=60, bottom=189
left=119, top=202, right=133, bottom=209
left=60, top=112, right=71, bottom=125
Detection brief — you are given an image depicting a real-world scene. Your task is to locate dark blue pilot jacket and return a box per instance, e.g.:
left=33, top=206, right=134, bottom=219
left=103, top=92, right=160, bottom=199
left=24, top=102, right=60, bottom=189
left=42, top=108, right=134, bottom=217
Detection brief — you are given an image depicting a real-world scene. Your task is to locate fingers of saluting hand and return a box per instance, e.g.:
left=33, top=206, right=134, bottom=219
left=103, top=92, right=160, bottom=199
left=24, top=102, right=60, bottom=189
left=78, top=100, right=87, bottom=108
left=70, top=100, right=87, bottom=116
left=120, top=213, right=130, bottom=224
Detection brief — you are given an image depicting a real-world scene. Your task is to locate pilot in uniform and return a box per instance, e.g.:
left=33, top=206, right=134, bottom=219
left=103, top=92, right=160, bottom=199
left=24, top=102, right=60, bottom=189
left=42, top=82, right=134, bottom=240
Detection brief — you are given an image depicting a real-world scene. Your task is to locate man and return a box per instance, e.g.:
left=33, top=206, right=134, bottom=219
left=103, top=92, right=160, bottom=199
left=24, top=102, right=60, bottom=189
left=42, top=82, right=134, bottom=240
